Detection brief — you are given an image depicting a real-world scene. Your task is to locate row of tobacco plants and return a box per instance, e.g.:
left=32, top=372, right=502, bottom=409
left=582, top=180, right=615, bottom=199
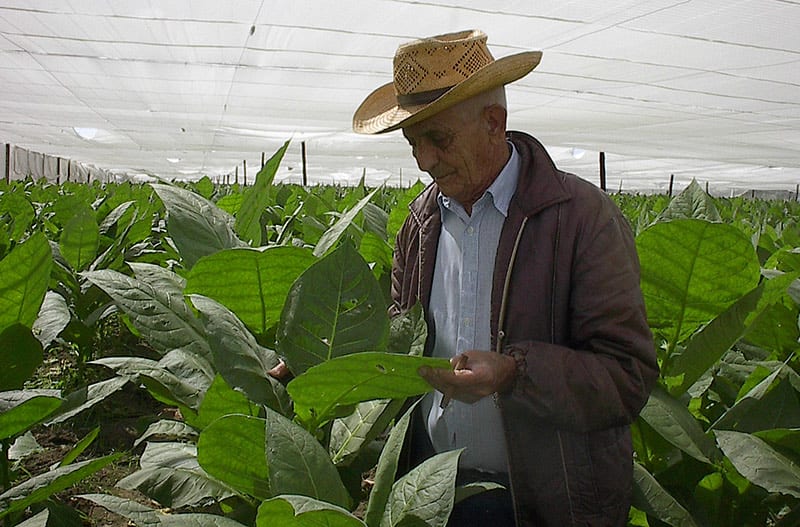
left=1, top=140, right=799, bottom=526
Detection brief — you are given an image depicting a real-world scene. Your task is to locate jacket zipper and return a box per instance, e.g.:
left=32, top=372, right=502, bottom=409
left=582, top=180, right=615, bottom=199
left=496, top=216, right=529, bottom=525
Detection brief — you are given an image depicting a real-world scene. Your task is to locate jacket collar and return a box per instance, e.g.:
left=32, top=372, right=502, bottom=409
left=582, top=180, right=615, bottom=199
left=407, top=131, right=572, bottom=225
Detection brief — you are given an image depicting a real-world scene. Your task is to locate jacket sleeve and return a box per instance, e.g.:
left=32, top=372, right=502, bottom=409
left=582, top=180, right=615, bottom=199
left=502, top=202, right=659, bottom=433
left=389, top=229, right=408, bottom=319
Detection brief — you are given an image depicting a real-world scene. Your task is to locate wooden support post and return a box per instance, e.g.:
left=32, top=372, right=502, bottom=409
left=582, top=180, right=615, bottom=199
left=599, top=152, right=606, bottom=191
left=243, top=160, right=247, bottom=186
left=795, top=183, right=798, bottom=201
left=235, top=165, right=239, bottom=185
left=668, top=174, right=674, bottom=197
left=301, top=141, right=308, bottom=186
left=56, top=157, right=61, bottom=184
left=261, top=151, right=266, bottom=169
left=67, top=160, right=71, bottom=182
left=4, top=144, right=10, bottom=184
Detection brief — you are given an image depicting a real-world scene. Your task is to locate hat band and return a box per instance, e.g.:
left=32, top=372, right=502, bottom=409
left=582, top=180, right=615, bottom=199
left=397, top=86, right=454, bottom=107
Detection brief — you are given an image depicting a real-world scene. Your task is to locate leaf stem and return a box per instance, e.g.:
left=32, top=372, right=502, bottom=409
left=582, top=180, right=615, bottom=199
left=1, top=438, right=11, bottom=493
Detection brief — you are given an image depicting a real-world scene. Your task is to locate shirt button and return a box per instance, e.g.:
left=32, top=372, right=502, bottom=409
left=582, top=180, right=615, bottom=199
left=467, top=226, right=474, bottom=235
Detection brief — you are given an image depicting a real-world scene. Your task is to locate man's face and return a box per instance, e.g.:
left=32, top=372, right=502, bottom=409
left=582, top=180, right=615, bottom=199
left=402, top=101, right=496, bottom=208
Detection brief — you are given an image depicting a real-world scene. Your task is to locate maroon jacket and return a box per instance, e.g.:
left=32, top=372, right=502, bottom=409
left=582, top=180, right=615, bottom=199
left=391, top=132, right=659, bottom=526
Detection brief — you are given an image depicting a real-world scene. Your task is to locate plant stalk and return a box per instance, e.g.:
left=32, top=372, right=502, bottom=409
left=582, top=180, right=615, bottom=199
left=1, top=438, right=10, bottom=492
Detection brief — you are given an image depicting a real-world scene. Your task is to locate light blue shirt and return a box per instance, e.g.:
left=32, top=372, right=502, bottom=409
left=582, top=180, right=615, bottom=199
left=423, top=142, right=520, bottom=473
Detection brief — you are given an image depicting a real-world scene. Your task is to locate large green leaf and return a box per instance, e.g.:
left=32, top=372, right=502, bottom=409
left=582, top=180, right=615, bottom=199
left=83, top=268, right=212, bottom=361
left=0, top=454, right=121, bottom=519
left=193, top=176, right=215, bottom=199
left=314, top=187, right=380, bottom=257
left=0, top=324, right=43, bottom=390
left=386, top=181, right=423, bottom=244
left=362, top=201, right=389, bottom=242
left=666, top=271, right=798, bottom=396
left=264, top=405, right=351, bottom=509
left=753, top=428, right=800, bottom=458
left=381, top=449, right=461, bottom=527
left=277, top=243, right=390, bottom=375
left=59, top=206, right=99, bottom=271
left=13, top=509, right=50, bottom=527
left=328, top=306, right=427, bottom=466
left=656, top=179, right=721, bottom=223
left=151, top=183, right=247, bottom=269
left=631, top=461, right=700, bottom=527
left=117, top=441, right=236, bottom=508
left=288, top=352, right=448, bottom=427
left=46, top=376, right=130, bottom=424
left=197, top=414, right=271, bottom=500
left=365, top=400, right=418, bottom=527
left=0, top=190, right=35, bottom=241
left=256, top=496, right=365, bottom=527
left=91, top=353, right=209, bottom=410
left=190, top=294, right=289, bottom=414
left=77, top=494, right=161, bottom=525
left=32, top=291, right=71, bottom=348
left=78, top=493, right=250, bottom=527
left=0, top=232, right=52, bottom=331
left=329, top=398, right=403, bottom=466
left=129, top=261, right=187, bottom=291
left=135, top=420, right=198, bottom=449
left=185, top=246, right=315, bottom=335
left=194, top=374, right=259, bottom=430
left=715, top=430, right=800, bottom=498
left=387, top=304, right=427, bottom=357
left=664, top=283, right=762, bottom=395
left=711, top=366, right=800, bottom=433
left=639, top=385, right=721, bottom=465
left=0, top=390, right=62, bottom=440
left=741, top=270, right=800, bottom=353
left=235, top=140, right=289, bottom=245
left=637, top=218, right=761, bottom=346
left=359, top=231, right=393, bottom=277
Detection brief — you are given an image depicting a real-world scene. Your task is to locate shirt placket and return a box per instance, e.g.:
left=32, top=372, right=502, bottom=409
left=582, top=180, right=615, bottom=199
left=457, top=219, right=480, bottom=355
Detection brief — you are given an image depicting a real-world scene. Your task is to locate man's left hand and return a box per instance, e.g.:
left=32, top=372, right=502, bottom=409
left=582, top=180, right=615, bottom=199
left=418, top=350, right=516, bottom=404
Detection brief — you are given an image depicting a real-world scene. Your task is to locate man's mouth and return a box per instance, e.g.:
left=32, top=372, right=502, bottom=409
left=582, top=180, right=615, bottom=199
left=433, top=172, right=454, bottom=183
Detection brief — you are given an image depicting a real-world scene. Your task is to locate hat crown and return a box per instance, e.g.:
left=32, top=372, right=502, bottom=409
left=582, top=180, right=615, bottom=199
left=392, top=30, right=494, bottom=97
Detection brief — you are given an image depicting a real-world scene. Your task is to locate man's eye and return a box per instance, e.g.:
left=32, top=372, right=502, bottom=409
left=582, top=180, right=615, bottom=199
left=429, top=133, right=453, bottom=149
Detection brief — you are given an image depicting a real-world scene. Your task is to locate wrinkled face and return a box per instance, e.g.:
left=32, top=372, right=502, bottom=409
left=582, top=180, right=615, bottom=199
left=402, top=101, right=498, bottom=209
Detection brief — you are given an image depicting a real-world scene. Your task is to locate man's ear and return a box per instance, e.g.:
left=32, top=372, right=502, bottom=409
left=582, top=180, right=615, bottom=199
left=483, top=104, right=508, bottom=138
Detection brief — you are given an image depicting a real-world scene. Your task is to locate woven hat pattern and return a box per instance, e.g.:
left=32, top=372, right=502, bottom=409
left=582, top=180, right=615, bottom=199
left=353, top=29, right=541, bottom=134
left=393, top=34, right=493, bottom=96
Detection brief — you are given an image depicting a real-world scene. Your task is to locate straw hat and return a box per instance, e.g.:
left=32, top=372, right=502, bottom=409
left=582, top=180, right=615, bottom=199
left=352, top=29, right=541, bottom=135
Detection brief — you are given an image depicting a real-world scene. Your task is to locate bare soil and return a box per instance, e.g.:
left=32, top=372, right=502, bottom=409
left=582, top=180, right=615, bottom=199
left=15, top=381, right=164, bottom=526
left=7, top=323, right=169, bottom=527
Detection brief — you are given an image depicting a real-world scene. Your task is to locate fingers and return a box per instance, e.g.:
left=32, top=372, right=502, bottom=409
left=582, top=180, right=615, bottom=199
left=419, top=351, right=517, bottom=406
left=440, top=354, right=469, bottom=408
left=267, top=359, right=290, bottom=380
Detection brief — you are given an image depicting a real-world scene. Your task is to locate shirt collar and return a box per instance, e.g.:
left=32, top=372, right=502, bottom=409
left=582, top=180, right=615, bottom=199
left=486, top=142, right=520, bottom=217
left=437, top=141, right=520, bottom=218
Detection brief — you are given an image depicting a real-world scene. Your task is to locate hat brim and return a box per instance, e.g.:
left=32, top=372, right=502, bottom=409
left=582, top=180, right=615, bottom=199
left=353, top=50, right=542, bottom=135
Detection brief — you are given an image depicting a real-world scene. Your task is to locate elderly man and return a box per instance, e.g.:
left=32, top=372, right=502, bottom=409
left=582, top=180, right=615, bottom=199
left=353, top=30, right=658, bottom=527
